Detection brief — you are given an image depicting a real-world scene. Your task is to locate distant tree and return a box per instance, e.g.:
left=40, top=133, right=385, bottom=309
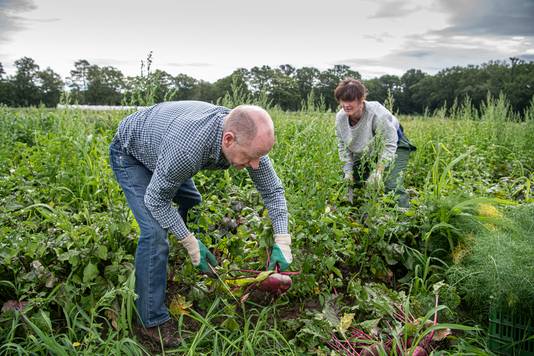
left=212, top=68, right=251, bottom=104
left=151, top=69, right=176, bottom=102
left=317, top=65, right=361, bottom=110
left=330, top=64, right=360, bottom=80
left=123, top=75, right=142, bottom=105
left=250, top=65, right=274, bottom=94
left=365, top=74, right=402, bottom=108
left=2, top=56, right=532, bottom=113
left=270, top=67, right=300, bottom=110
left=0, top=62, right=15, bottom=106
left=399, top=69, right=427, bottom=113
left=279, top=64, right=296, bottom=77
left=67, top=59, right=91, bottom=104
left=505, top=60, right=534, bottom=113
left=455, top=65, right=490, bottom=108
left=410, top=75, right=437, bottom=113
left=85, top=65, right=124, bottom=105
left=173, top=74, right=199, bottom=100
left=37, top=68, right=64, bottom=107
left=295, top=66, right=320, bottom=103
left=191, top=80, right=217, bottom=102
left=13, top=57, right=41, bottom=106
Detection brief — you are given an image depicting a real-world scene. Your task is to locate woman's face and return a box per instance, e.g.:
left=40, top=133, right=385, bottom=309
left=340, top=99, right=364, bottom=119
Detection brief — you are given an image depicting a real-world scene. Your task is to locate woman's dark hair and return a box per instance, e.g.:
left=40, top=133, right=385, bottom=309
left=334, top=78, right=368, bottom=102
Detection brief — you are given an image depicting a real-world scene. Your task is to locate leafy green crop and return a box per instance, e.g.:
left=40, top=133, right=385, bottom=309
left=0, top=98, right=533, bottom=353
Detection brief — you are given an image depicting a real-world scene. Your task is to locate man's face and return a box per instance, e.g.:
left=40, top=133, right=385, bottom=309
left=226, top=142, right=262, bottom=170
left=340, top=99, right=364, bottom=119
left=222, top=133, right=270, bottom=170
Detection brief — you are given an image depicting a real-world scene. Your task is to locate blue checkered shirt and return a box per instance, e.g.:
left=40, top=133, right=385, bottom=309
left=116, top=101, right=288, bottom=239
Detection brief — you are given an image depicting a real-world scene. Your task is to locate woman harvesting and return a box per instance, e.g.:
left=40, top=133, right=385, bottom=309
left=334, top=78, right=415, bottom=208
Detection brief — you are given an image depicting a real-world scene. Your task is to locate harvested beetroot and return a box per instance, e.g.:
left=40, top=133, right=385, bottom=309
left=412, top=346, right=429, bottom=356
left=258, top=273, right=292, bottom=295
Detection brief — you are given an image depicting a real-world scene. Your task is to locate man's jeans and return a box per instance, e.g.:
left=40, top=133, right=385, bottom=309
left=109, top=137, right=201, bottom=327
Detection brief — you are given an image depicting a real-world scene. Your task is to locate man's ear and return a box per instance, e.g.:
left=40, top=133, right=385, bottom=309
left=222, top=131, right=236, bottom=146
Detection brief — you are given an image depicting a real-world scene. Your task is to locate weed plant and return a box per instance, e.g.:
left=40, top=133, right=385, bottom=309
left=447, top=203, right=534, bottom=319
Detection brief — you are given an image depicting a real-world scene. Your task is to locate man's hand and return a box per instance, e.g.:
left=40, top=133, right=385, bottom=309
left=268, top=234, right=293, bottom=271
left=179, top=233, right=218, bottom=274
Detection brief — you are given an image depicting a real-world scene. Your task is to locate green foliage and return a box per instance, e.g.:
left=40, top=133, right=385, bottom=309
left=218, top=75, right=249, bottom=108
left=0, top=57, right=64, bottom=107
left=174, top=299, right=296, bottom=355
left=84, top=65, right=125, bottom=105
left=384, top=88, right=396, bottom=114
left=300, top=89, right=328, bottom=113
left=3, top=56, right=534, bottom=116
left=0, top=96, right=533, bottom=353
left=447, top=204, right=534, bottom=318
left=123, top=51, right=164, bottom=107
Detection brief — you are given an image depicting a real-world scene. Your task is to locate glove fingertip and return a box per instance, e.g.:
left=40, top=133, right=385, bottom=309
left=208, top=254, right=218, bottom=267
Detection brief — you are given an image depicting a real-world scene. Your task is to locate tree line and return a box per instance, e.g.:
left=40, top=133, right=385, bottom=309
left=1, top=54, right=533, bottom=115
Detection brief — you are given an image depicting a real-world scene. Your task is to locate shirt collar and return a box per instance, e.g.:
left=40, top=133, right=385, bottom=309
left=210, top=111, right=230, bottom=167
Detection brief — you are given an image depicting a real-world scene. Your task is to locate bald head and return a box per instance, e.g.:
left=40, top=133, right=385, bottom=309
left=223, top=105, right=275, bottom=156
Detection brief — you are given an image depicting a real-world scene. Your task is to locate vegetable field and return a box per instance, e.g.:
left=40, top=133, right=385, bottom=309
left=1, top=98, right=534, bottom=355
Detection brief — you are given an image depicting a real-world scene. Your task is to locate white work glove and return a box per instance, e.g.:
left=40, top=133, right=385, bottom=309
left=179, top=233, right=218, bottom=274
left=367, top=170, right=383, bottom=187
left=268, top=234, right=293, bottom=271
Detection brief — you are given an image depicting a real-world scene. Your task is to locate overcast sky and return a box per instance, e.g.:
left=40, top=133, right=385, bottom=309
left=1, top=0, right=533, bottom=82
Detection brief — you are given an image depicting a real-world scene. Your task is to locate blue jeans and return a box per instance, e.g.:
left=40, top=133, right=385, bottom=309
left=109, top=137, right=202, bottom=327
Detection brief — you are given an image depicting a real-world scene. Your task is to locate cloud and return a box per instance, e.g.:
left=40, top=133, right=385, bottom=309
left=339, top=33, right=531, bottom=78
left=371, top=0, right=422, bottom=18
left=0, top=0, right=36, bottom=42
left=398, top=49, right=433, bottom=58
left=519, top=54, right=534, bottom=62
left=0, top=0, right=35, bottom=12
left=363, top=32, right=393, bottom=43
left=369, top=0, right=534, bottom=36
left=436, top=0, right=534, bottom=37
left=342, top=0, right=534, bottom=78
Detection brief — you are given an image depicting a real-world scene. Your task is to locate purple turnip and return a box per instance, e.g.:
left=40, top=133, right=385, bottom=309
left=258, top=273, right=292, bottom=295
